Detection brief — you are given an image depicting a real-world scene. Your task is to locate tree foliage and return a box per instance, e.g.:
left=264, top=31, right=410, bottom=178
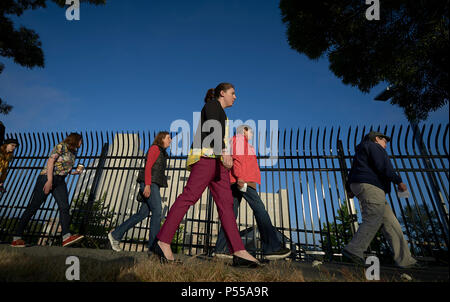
left=0, top=0, right=106, bottom=115
left=0, top=97, right=13, bottom=114
left=279, top=0, right=449, bottom=122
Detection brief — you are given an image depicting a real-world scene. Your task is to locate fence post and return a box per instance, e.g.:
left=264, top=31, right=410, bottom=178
left=337, top=139, right=359, bottom=235
left=79, top=143, right=109, bottom=235
left=411, top=123, right=449, bottom=242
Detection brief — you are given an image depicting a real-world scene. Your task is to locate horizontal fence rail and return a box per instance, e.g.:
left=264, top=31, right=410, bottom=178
left=0, top=124, right=448, bottom=262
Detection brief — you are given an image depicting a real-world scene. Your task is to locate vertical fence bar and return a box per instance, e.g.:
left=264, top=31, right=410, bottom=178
left=328, top=127, right=343, bottom=254
left=412, top=122, right=449, bottom=241
left=391, top=125, right=420, bottom=255
left=316, top=128, right=332, bottom=258
left=402, top=125, right=435, bottom=257
left=322, top=127, right=340, bottom=259
left=337, top=139, right=358, bottom=235
left=413, top=125, right=448, bottom=252
left=295, top=128, right=308, bottom=258
left=79, top=143, right=109, bottom=235
left=288, top=129, right=300, bottom=258
left=428, top=125, right=449, bottom=200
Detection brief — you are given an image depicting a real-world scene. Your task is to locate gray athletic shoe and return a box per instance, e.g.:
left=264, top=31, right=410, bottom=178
left=397, top=259, right=428, bottom=269
left=108, top=232, right=121, bottom=252
left=341, top=249, right=365, bottom=266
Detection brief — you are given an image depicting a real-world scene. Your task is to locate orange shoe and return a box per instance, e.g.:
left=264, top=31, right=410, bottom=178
left=11, top=239, right=26, bottom=248
left=62, top=234, right=84, bottom=247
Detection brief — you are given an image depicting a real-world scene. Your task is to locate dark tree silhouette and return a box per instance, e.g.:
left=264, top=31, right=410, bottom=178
left=279, top=1, right=449, bottom=122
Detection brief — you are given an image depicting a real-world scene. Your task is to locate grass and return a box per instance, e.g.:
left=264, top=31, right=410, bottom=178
left=0, top=247, right=430, bottom=282
left=0, top=249, right=307, bottom=282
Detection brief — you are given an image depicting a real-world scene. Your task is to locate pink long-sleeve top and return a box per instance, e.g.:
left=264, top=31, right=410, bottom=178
left=229, top=134, right=261, bottom=188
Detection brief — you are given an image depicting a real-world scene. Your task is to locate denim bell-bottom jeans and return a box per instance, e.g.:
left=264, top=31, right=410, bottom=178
left=15, top=174, right=72, bottom=239
left=111, top=182, right=162, bottom=249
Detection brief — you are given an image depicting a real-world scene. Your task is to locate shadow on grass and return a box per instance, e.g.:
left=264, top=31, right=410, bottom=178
left=0, top=249, right=141, bottom=282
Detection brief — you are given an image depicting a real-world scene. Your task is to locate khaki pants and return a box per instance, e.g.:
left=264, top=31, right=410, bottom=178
left=344, top=183, right=417, bottom=267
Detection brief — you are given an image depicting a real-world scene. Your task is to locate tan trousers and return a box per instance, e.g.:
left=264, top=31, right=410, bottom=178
left=344, top=183, right=417, bottom=267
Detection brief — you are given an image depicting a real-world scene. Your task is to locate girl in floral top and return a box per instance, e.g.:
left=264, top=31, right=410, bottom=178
left=11, top=133, right=85, bottom=248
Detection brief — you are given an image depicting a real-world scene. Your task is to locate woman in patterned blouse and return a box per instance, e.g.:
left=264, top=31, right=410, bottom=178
left=11, top=133, right=85, bottom=248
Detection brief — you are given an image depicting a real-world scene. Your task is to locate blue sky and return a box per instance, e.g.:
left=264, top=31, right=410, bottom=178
left=1, top=0, right=448, bottom=136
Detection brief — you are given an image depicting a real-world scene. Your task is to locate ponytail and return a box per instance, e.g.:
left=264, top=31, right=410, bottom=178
left=204, top=88, right=215, bottom=103
left=204, top=82, right=235, bottom=103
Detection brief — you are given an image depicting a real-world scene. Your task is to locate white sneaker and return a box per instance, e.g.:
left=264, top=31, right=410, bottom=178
left=108, top=232, right=121, bottom=252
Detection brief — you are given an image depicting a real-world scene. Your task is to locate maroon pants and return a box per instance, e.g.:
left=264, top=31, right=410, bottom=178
left=157, top=157, right=245, bottom=253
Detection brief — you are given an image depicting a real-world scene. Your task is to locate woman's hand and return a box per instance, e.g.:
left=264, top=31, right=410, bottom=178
left=143, top=185, right=151, bottom=198
left=71, top=170, right=82, bottom=175
left=237, top=179, right=245, bottom=189
left=222, top=154, right=233, bottom=170
left=43, top=180, right=53, bottom=194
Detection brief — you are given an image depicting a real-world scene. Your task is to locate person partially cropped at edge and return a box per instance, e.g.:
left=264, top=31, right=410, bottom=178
left=343, top=131, right=422, bottom=269
left=0, top=138, right=20, bottom=194
left=214, top=125, right=291, bottom=260
left=11, top=133, right=85, bottom=248
left=151, top=83, right=262, bottom=267
left=108, top=131, right=171, bottom=254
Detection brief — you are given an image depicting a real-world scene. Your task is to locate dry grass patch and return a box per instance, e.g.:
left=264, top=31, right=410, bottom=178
left=120, top=257, right=305, bottom=282
left=0, top=249, right=306, bottom=282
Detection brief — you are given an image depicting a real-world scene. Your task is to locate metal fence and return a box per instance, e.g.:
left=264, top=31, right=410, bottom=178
left=0, top=124, right=448, bottom=262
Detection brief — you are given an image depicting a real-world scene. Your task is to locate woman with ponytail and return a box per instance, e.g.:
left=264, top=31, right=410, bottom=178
left=152, top=83, right=262, bottom=267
